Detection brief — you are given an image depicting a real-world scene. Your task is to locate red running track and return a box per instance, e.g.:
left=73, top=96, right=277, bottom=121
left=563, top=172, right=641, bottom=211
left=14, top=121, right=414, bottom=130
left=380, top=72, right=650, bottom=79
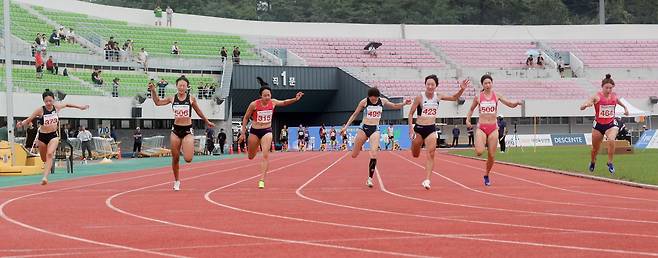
left=1, top=151, right=658, bottom=257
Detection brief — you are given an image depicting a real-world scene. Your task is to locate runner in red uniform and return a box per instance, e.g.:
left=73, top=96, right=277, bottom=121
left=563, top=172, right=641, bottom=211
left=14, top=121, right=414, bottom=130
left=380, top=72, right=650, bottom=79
left=580, top=74, right=629, bottom=174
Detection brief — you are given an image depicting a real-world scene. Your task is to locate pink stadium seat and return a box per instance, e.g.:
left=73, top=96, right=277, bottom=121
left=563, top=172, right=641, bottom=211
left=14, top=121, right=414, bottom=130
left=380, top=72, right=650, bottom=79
left=266, top=38, right=443, bottom=68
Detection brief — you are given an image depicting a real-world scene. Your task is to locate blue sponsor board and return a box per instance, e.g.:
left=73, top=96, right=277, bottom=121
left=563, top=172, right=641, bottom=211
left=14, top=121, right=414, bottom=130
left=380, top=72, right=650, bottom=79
left=635, top=130, right=656, bottom=149
left=551, top=134, right=587, bottom=146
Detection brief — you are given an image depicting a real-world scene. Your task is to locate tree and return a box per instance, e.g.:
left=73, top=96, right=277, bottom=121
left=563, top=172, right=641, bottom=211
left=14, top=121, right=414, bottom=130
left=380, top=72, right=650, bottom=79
left=89, top=0, right=655, bottom=25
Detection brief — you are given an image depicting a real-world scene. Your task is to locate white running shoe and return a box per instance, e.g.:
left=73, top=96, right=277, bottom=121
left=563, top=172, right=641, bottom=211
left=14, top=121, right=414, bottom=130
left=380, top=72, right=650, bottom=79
left=173, top=180, right=180, bottom=191
left=422, top=179, right=431, bottom=190
left=366, top=177, right=373, bottom=188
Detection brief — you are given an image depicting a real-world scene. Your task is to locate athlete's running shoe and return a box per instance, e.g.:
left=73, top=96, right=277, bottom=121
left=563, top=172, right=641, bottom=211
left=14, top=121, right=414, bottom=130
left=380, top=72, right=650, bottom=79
left=589, top=162, right=595, bottom=173
left=422, top=179, right=431, bottom=190
left=173, top=180, right=180, bottom=191
left=607, top=163, right=615, bottom=175
left=484, top=175, right=491, bottom=186
left=258, top=180, right=265, bottom=189
left=366, top=177, right=373, bottom=188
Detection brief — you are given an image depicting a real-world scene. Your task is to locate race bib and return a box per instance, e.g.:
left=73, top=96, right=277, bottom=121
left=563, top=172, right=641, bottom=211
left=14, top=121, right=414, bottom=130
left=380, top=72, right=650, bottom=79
left=42, top=113, right=59, bottom=126
left=599, top=105, right=615, bottom=119
left=173, top=105, right=190, bottom=118
left=365, top=106, right=382, bottom=119
left=480, top=101, right=497, bottom=114
left=256, top=110, right=273, bottom=123
left=420, top=103, right=438, bottom=118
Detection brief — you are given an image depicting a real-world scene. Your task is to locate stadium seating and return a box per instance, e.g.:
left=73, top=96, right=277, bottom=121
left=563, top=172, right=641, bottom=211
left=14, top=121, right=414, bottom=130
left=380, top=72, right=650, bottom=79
left=70, top=69, right=218, bottom=97
left=549, top=40, right=658, bottom=68
left=31, top=6, right=257, bottom=60
left=369, top=80, right=477, bottom=99
left=267, top=38, right=443, bottom=67
left=369, top=79, right=588, bottom=100
left=431, top=40, right=537, bottom=68
left=6, top=4, right=88, bottom=54
left=0, top=66, right=102, bottom=96
left=590, top=80, right=658, bottom=99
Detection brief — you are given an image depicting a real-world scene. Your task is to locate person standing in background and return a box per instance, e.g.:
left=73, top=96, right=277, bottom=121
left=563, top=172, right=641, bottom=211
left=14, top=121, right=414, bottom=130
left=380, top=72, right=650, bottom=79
left=154, top=6, right=163, bottom=26
left=132, top=127, right=142, bottom=158
left=497, top=115, right=507, bottom=153
left=218, top=128, right=227, bottom=154
left=166, top=6, right=174, bottom=27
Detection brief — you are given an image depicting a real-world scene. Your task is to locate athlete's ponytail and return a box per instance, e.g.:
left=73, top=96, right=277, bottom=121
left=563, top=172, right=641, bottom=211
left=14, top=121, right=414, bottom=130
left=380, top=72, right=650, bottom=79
left=601, top=74, right=615, bottom=86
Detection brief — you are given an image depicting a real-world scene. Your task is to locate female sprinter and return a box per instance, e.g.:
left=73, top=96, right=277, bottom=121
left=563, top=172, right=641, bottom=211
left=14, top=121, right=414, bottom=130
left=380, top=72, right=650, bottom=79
left=17, top=90, right=89, bottom=185
left=239, top=78, right=304, bottom=189
left=150, top=76, right=215, bottom=191
left=408, top=75, right=469, bottom=190
left=580, top=74, right=629, bottom=174
left=466, top=74, right=522, bottom=186
left=341, top=87, right=410, bottom=188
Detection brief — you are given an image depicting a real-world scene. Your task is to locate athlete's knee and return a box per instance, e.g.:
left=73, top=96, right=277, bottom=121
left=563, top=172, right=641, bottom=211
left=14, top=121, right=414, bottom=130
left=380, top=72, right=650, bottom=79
left=412, top=148, right=420, bottom=157
left=475, top=149, right=484, bottom=156
left=184, top=157, right=193, bottom=163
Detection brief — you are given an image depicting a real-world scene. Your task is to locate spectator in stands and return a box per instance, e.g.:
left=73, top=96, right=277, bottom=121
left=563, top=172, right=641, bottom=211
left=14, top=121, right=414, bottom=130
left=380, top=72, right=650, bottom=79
left=112, top=78, right=120, bottom=97
left=40, top=34, right=48, bottom=54
left=137, top=48, right=149, bottom=72
left=220, top=47, right=228, bottom=63
left=31, top=43, right=37, bottom=57
left=35, top=51, right=44, bottom=79
left=154, top=6, right=163, bottom=26
left=78, top=126, right=93, bottom=161
left=537, top=53, right=545, bottom=68
left=498, top=115, right=507, bottom=153
left=57, top=26, right=66, bottom=42
left=157, top=78, right=168, bottom=98
left=46, top=56, right=58, bottom=75
left=197, top=84, right=205, bottom=99
left=557, top=57, right=565, bottom=78
left=66, top=28, right=76, bottom=44
left=166, top=6, right=174, bottom=27
left=171, top=42, right=181, bottom=55
left=132, top=127, right=142, bottom=158
left=49, top=30, right=61, bottom=47
left=35, top=33, right=42, bottom=46
left=232, top=46, right=241, bottom=64
left=643, top=125, right=649, bottom=132
left=121, top=40, right=133, bottom=61
left=467, top=125, right=474, bottom=147
left=209, top=83, right=216, bottom=96
left=146, top=79, right=156, bottom=98
left=451, top=125, right=460, bottom=147
left=107, top=37, right=116, bottom=48
left=218, top=128, right=227, bottom=154
left=92, top=69, right=103, bottom=86
left=104, top=43, right=112, bottom=60
left=105, top=37, right=119, bottom=61
left=525, top=55, right=534, bottom=68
